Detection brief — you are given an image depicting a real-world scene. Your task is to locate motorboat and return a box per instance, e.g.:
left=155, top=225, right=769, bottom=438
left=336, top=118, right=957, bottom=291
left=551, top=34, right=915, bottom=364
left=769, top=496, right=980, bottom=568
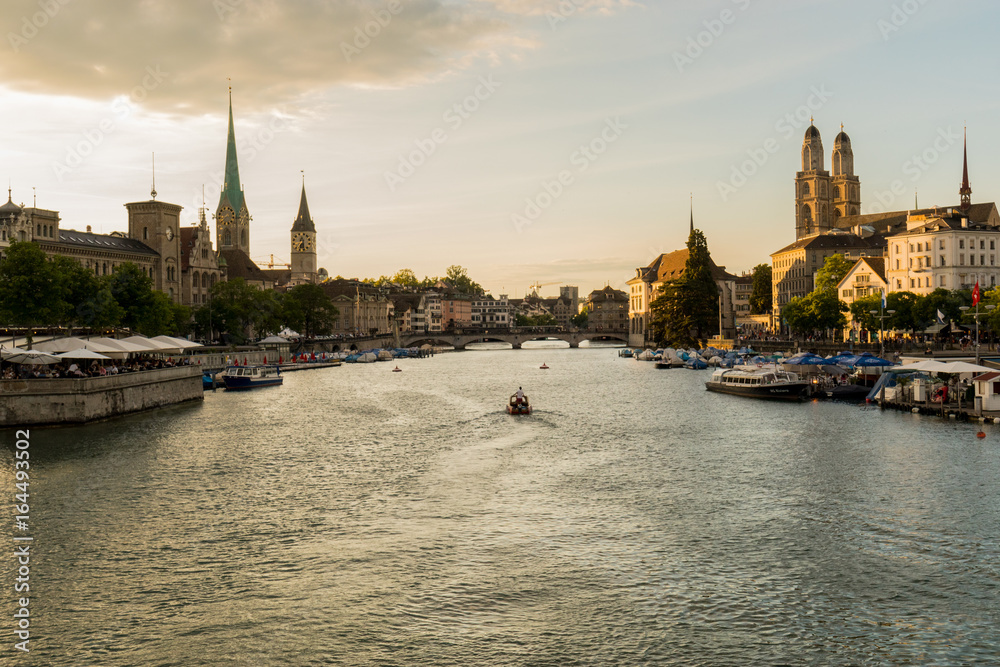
left=223, top=365, right=283, bottom=390
left=507, top=393, right=531, bottom=415
left=202, top=373, right=217, bottom=390
left=705, top=367, right=808, bottom=401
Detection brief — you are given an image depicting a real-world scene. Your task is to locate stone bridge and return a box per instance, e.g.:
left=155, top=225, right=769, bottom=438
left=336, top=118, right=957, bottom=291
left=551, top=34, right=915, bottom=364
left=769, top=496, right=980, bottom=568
left=399, top=328, right=628, bottom=350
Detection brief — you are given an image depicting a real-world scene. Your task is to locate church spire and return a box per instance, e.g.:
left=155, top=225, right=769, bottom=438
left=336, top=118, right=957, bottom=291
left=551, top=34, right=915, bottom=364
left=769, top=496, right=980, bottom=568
left=689, top=193, right=694, bottom=235
left=291, top=176, right=315, bottom=232
left=960, top=126, right=971, bottom=211
left=219, top=86, right=244, bottom=214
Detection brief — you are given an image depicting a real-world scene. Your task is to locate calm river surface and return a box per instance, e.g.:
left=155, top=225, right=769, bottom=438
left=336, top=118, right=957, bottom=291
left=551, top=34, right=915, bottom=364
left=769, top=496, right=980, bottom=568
left=3, top=343, right=1000, bottom=665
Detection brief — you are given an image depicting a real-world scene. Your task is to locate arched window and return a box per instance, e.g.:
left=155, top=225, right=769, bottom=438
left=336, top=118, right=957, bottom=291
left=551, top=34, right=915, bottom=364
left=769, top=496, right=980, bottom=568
left=803, top=146, right=811, bottom=170
left=36, top=224, right=41, bottom=236
left=834, top=208, right=842, bottom=220
left=202, top=273, right=208, bottom=288
left=241, top=230, right=247, bottom=246
left=102, top=263, right=108, bottom=275
left=210, top=274, right=217, bottom=287
left=223, top=230, right=231, bottom=246
left=833, top=186, right=840, bottom=199
left=801, top=204, right=812, bottom=224
left=192, top=271, right=199, bottom=289
left=143, top=227, right=148, bottom=240
left=802, top=182, right=810, bottom=196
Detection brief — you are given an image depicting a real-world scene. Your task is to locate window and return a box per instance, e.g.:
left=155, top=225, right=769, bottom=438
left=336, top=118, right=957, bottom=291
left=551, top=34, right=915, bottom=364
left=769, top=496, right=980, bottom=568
left=981, top=240, right=986, bottom=250
left=982, top=255, right=987, bottom=266
left=896, top=279, right=902, bottom=289
left=909, top=244, right=914, bottom=252
left=802, top=182, right=810, bottom=195
left=960, top=239, right=965, bottom=249
left=896, top=259, right=900, bottom=269
left=941, top=256, right=946, bottom=267
left=940, top=240, right=945, bottom=249
left=143, top=227, right=148, bottom=240
left=992, top=240, right=996, bottom=250
left=961, top=255, right=965, bottom=266
left=939, top=276, right=945, bottom=286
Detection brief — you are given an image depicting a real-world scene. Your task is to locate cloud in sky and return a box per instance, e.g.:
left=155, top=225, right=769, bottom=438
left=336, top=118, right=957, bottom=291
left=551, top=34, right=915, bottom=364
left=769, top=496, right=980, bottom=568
left=0, top=0, right=636, bottom=114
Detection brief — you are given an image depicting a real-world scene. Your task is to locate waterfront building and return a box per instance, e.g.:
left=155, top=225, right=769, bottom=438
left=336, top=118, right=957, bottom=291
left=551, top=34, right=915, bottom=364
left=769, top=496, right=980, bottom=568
left=559, top=285, right=580, bottom=315
left=441, top=294, right=473, bottom=330
left=0, top=188, right=222, bottom=309
left=585, top=286, right=628, bottom=332
left=770, top=231, right=883, bottom=319
left=836, top=257, right=887, bottom=337
left=471, top=294, right=511, bottom=328
left=884, top=208, right=1000, bottom=294
left=321, top=279, right=393, bottom=336
left=627, top=249, right=738, bottom=347
left=732, top=273, right=764, bottom=331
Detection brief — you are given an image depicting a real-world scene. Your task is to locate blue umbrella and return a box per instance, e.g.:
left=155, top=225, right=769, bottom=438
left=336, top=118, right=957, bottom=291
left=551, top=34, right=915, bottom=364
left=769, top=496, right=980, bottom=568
left=827, top=353, right=859, bottom=365
left=854, top=355, right=893, bottom=367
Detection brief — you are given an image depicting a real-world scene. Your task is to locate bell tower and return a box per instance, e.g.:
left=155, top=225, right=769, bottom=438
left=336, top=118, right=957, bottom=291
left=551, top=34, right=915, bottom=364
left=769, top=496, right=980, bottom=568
left=289, top=177, right=317, bottom=285
left=216, top=87, right=251, bottom=256
left=795, top=122, right=832, bottom=239
left=830, top=124, right=861, bottom=222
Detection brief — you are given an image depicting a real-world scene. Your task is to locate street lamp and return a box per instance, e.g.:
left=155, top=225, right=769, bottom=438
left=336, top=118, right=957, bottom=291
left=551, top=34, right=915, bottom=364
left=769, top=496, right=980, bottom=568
left=959, top=303, right=996, bottom=364
left=869, top=307, right=896, bottom=359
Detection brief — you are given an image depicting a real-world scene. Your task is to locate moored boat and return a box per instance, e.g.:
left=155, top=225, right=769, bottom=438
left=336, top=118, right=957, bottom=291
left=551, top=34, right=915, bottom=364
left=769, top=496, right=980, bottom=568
left=705, top=367, right=808, bottom=401
left=223, top=365, right=283, bottom=390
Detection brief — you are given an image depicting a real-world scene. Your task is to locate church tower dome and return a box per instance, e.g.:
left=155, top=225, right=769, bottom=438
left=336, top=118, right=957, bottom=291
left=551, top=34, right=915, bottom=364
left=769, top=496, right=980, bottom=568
left=795, top=121, right=831, bottom=239
left=830, top=123, right=860, bottom=222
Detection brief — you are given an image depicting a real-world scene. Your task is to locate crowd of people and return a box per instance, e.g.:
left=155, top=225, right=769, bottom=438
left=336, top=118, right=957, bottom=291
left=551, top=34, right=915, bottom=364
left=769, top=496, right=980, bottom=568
left=1, top=355, right=193, bottom=380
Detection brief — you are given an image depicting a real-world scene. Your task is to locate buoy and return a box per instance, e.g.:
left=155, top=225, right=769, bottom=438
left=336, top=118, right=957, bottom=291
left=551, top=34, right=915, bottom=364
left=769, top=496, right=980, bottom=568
left=392, top=366, right=401, bottom=372
left=911, top=408, right=919, bottom=413
left=540, top=363, right=549, bottom=369
left=977, top=431, right=986, bottom=439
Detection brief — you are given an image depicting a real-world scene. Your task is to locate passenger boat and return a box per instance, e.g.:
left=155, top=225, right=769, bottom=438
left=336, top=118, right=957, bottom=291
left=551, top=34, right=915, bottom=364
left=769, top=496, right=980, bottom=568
left=223, top=365, right=283, bottom=390
left=705, top=367, right=808, bottom=401
left=507, top=394, right=531, bottom=415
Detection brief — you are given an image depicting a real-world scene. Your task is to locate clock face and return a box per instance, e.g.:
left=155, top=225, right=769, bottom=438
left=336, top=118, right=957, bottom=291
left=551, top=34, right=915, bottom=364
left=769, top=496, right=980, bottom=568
left=293, top=233, right=313, bottom=252
left=165, top=226, right=173, bottom=241
left=217, top=206, right=235, bottom=226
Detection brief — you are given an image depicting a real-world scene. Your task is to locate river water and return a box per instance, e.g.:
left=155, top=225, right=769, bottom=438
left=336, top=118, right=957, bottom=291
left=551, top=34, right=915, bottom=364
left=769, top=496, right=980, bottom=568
left=3, top=343, right=1000, bottom=665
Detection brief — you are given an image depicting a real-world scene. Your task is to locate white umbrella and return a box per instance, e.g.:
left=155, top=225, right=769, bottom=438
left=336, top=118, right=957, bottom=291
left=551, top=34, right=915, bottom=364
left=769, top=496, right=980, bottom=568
left=5, top=350, right=62, bottom=365
left=56, top=349, right=111, bottom=361
left=120, top=336, right=181, bottom=354
left=151, top=335, right=201, bottom=349
left=0, top=346, right=28, bottom=359
left=90, top=337, right=154, bottom=354
left=933, top=361, right=994, bottom=374
left=35, top=337, right=121, bottom=354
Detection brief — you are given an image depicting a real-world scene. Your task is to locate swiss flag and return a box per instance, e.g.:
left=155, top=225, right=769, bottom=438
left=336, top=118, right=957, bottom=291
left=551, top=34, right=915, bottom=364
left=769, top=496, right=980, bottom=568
left=973, top=281, right=981, bottom=306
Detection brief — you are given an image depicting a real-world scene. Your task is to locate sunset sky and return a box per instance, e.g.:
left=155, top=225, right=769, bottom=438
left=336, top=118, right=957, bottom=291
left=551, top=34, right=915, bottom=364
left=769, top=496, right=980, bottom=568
left=2, top=0, right=998, bottom=297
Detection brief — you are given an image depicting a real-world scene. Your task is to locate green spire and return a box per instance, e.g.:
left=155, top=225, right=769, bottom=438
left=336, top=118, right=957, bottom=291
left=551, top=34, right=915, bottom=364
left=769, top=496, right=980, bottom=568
left=219, top=88, right=244, bottom=214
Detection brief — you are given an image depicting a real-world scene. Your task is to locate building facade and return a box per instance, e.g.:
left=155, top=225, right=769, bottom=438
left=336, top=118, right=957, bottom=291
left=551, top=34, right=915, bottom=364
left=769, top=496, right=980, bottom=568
left=471, top=294, right=511, bottom=328
left=585, top=286, right=628, bottom=331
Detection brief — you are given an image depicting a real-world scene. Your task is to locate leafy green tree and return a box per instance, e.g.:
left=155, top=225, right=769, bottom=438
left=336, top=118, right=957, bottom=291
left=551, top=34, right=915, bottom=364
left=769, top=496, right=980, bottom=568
left=207, top=278, right=266, bottom=343
left=783, top=291, right=846, bottom=337
left=105, top=263, right=157, bottom=331
left=849, top=294, right=882, bottom=333
left=749, top=263, right=772, bottom=315
left=814, top=254, right=855, bottom=293
left=391, top=268, right=420, bottom=289
left=916, top=288, right=966, bottom=328
left=515, top=312, right=557, bottom=327
left=283, top=283, right=339, bottom=338
left=648, top=229, right=719, bottom=346
left=75, top=285, right=125, bottom=331
left=0, top=241, right=64, bottom=347
left=136, top=290, right=177, bottom=337
left=886, top=291, right=921, bottom=334
left=571, top=308, right=588, bottom=328
left=444, top=265, right=484, bottom=295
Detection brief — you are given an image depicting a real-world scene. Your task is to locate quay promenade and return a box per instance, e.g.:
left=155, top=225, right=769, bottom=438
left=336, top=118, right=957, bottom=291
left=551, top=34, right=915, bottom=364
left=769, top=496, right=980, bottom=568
left=0, top=365, right=202, bottom=426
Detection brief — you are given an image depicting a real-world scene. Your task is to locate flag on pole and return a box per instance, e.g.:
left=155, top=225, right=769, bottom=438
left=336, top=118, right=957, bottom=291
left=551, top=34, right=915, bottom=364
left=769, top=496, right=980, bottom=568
left=937, top=309, right=945, bottom=323
left=973, top=280, right=981, bottom=306
left=881, top=290, right=887, bottom=309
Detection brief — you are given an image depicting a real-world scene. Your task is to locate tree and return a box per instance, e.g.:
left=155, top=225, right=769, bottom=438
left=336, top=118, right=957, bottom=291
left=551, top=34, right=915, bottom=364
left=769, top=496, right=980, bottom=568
left=814, top=254, right=855, bottom=293
left=391, top=268, right=420, bottom=289
left=571, top=308, right=588, bottom=328
left=783, top=291, right=846, bottom=337
left=0, top=241, right=64, bottom=347
left=207, top=278, right=273, bottom=343
left=647, top=229, right=719, bottom=346
left=444, top=265, right=483, bottom=295
left=283, top=283, right=339, bottom=338
left=749, top=263, right=772, bottom=315
left=105, top=263, right=156, bottom=331
left=849, top=294, right=883, bottom=333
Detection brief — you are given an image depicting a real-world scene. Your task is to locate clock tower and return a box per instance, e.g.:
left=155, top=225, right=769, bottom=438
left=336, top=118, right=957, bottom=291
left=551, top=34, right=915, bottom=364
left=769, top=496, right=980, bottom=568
left=216, top=89, right=251, bottom=256
left=126, top=198, right=183, bottom=302
left=290, top=180, right=317, bottom=285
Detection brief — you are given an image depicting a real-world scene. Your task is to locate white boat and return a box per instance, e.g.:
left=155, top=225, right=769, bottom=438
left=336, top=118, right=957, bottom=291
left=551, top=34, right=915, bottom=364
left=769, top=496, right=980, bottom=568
left=705, top=367, right=808, bottom=401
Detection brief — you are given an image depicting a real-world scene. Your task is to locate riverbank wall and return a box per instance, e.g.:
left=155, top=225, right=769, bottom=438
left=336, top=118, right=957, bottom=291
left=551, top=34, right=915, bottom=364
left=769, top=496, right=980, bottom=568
left=0, top=366, right=203, bottom=426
